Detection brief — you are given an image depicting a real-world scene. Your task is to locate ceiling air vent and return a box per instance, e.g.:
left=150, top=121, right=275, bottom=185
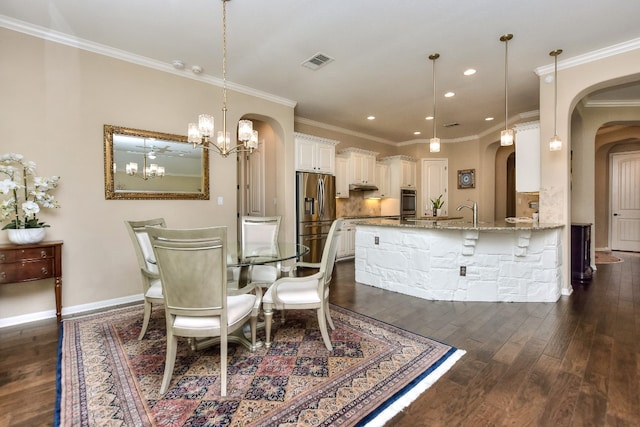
left=301, top=52, right=334, bottom=70
left=443, top=122, right=460, bottom=128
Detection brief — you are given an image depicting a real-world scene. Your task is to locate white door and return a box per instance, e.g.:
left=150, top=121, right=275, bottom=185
left=421, top=159, right=448, bottom=216
left=610, top=151, right=640, bottom=251
left=246, top=141, right=266, bottom=217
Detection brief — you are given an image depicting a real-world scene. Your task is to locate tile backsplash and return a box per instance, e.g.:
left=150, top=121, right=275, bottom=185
left=336, top=193, right=381, bottom=217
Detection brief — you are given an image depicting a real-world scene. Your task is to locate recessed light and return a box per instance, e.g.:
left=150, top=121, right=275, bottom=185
left=413, top=131, right=421, bottom=135
left=425, top=116, right=434, bottom=121
left=444, top=92, right=455, bottom=98
left=367, top=116, right=375, bottom=120
left=463, top=68, right=477, bottom=76
left=485, top=117, right=494, bottom=121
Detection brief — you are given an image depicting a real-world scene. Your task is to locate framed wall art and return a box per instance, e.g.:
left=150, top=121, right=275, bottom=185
left=457, top=169, right=475, bottom=189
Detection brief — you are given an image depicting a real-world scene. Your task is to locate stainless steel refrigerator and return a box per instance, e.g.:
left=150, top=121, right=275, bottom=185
left=296, top=172, right=336, bottom=263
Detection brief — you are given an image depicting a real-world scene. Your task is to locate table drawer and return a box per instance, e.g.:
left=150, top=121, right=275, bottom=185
left=0, top=259, right=56, bottom=283
left=0, top=247, right=54, bottom=264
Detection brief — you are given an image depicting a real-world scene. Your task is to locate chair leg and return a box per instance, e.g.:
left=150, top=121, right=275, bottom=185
left=264, top=305, right=273, bottom=348
left=316, top=308, right=333, bottom=351
left=250, top=315, right=258, bottom=349
left=160, top=332, right=178, bottom=394
left=324, top=300, right=335, bottom=330
left=138, top=300, right=152, bottom=340
left=220, top=331, right=228, bottom=397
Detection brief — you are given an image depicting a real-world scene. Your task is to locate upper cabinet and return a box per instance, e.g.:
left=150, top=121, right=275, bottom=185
left=365, top=162, right=390, bottom=199
left=381, top=155, right=417, bottom=197
left=294, top=132, right=338, bottom=175
left=335, top=156, right=349, bottom=198
left=337, top=148, right=378, bottom=185
left=514, top=121, right=540, bottom=193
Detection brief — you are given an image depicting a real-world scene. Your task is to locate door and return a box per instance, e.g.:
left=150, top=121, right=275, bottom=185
left=611, top=151, right=640, bottom=251
left=246, top=141, right=266, bottom=217
left=421, top=159, right=448, bottom=216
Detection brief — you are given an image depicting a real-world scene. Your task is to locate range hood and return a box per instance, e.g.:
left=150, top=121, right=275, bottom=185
left=349, top=183, right=378, bottom=191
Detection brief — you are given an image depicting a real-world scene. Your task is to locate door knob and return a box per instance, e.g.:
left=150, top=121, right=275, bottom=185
left=613, top=213, right=619, bottom=216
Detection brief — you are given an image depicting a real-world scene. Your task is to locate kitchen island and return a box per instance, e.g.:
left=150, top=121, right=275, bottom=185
left=353, top=219, right=564, bottom=302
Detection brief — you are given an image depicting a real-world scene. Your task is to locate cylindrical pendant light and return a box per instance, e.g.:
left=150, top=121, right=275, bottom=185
left=549, top=49, right=563, bottom=151
left=429, top=53, right=441, bottom=153
left=500, top=34, right=514, bottom=146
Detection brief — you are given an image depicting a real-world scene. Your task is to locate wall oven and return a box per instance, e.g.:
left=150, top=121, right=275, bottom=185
left=400, top=188, right=416, bottom=220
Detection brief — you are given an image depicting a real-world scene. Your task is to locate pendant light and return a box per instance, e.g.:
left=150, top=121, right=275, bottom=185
left=429, top=53, right=441, bottom=153
left=549, top=49, right=563, bottom=151
left=187, top=0, right=259, bottom=157
left=500, top=34, right=514, bottom=146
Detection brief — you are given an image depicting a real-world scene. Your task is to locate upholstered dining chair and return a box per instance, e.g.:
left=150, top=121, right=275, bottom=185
left=262, top=218, right=343, bottom=351
left=125, top=218, right=166, bottom=340
left=146, top=225, right=262, bottom=396
left=241, top=215, right=282, bottom=288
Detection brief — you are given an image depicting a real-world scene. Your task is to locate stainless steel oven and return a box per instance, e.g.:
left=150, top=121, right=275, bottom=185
left=400, top=188, right=416, bottom=220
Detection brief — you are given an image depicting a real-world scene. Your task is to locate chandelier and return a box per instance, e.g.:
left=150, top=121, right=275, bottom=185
left=126, top=140, right=165, bottom=179
left=500, top=34, right=514, bottom=146
left=187, top=0, right=258, bottom=157
left=429, top=53, right=441, bottom=153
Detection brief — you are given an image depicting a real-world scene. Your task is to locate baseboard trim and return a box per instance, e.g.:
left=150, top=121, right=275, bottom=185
left=0, top=294, right=144, bottom=328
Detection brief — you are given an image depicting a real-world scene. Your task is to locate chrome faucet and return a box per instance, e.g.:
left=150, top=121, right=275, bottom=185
left=456, top=200, right=478, bottom=226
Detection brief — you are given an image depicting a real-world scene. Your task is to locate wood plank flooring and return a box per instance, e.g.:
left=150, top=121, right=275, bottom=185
left=0, top=252, right=638, bottom=426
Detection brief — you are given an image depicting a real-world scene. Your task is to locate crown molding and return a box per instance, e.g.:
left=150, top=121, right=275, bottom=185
left=294, top=117, right=396, bottom=145
left=0, top=15, right=297, bottom=109
left=534, top=37, right=640, bottom=76
left=583, top=99, right=640, bottom=108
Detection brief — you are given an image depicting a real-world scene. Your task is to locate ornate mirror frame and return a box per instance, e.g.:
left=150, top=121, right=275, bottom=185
left=104, top=125, right=210, bottom=200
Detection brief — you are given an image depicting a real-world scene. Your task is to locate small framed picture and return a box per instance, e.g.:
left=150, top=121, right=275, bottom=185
left=458, top=169, right=475, bottom=189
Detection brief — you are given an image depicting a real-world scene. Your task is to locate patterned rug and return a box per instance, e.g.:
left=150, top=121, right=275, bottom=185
left=56, top=304, right=464, bottom=426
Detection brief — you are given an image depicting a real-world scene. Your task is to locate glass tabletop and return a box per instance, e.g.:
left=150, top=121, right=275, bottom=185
left=227, top=242, right=309, bottom=267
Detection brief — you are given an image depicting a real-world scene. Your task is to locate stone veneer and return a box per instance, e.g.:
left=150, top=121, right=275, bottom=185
left=354, top=222, right=563, bottom=302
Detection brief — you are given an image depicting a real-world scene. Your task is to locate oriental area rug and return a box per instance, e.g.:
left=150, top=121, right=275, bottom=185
left=56, top=304, right=464, bottom=426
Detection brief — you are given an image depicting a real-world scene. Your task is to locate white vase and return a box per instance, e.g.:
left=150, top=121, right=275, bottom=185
left=6, top=228, right=47, bottom=245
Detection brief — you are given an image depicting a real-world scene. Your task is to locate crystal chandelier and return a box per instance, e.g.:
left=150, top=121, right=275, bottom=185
left=500, top=34, right=514, bottom=146
left=549, top=49, right=563, bottom=151
left=188, top=0, right=258, bottom=157
left=429, top=53, right=441, bottom=153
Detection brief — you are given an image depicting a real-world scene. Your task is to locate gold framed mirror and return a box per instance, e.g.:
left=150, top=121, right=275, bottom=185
left=104, top=125, right=209, bottom=200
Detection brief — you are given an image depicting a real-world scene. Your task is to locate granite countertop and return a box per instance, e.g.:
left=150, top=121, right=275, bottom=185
left=341, top=215, right=400, bottom=220
left=351, top=218, right=564, bottom=230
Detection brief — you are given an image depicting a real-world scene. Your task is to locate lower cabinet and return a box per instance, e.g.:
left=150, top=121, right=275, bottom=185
left=337, top=221, right=356, bottom=260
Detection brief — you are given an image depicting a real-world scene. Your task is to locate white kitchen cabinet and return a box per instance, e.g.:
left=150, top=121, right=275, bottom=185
left=514, top=121, right=540, bottom=192
left=335, top=156, right=349, bottom=198
left=365, top=162, right=390, bottom=199
left=337, top=220, right=356, bottom=260
left=381, top=155, right=417, bottom=197
left=337, top=148, right=378, bottom=186
left=294, top=132, right=338, bottom=175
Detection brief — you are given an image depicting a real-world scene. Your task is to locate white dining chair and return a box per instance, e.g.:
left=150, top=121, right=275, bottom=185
left=240, top=216, right=282, bottom=288
left=146, top=225, right=262, bottom=396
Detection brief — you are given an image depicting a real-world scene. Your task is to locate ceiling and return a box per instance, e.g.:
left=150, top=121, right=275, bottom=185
left=2, top=0, right=640, bottom=144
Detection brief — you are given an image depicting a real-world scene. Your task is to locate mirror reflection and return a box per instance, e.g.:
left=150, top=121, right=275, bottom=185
left=104, top=125, right=209, bottom=200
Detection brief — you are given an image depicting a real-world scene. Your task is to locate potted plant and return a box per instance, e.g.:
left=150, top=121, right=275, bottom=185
left=0, top=153, right=60, bottom=244
left=431, top=194, right=444, bottom=217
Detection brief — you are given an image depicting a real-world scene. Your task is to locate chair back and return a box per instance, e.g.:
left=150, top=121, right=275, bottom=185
left=319, top=219, right=343, bottom=286
left=241, top=216, right=281, bottom=256
left=146, top=226, right=228, bottom=317
left=125, top=218, right=166, bottom=275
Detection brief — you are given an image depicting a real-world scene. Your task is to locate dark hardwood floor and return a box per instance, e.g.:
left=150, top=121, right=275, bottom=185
left=1, top=252, right=638, bottom=426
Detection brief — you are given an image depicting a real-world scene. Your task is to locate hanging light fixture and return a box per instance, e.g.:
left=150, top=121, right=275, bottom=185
left=187, top=0, right=259, bottom=157
left=549, top=49, right=563, bottom=151
left=429, top=53, right=441, bottom=153
left=500, top=34, right=514, bottom=146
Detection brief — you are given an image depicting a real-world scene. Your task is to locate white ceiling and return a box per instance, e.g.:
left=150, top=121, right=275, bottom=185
left=2, top=0, right=640, bottom=144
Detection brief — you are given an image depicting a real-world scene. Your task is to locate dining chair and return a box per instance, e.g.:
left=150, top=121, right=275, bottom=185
left=125, top=218, right=166, bottom=340
left=146, top=225, right=262, bottom=396
left=262, top=218, right=343, bottom=351
left=241, top=216, right=282, bottom=287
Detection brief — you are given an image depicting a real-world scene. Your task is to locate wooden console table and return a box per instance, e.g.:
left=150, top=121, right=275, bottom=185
left=0, top=240, right=64, bottom=322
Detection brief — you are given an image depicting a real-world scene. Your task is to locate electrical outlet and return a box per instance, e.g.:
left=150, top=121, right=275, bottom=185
left=460, top=266, right=466, bottom=276
left=374, top=236, right=379, bottom=245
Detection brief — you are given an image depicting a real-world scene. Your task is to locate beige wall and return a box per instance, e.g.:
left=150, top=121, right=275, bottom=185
left=0, top=28, right=294, bottom=322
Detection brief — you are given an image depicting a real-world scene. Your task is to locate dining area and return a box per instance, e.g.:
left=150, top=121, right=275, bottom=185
left=124, top=215, right=343, bottom=396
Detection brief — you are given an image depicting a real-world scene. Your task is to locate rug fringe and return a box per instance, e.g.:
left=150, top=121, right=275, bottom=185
left=364, top=349, right=466, bottom=427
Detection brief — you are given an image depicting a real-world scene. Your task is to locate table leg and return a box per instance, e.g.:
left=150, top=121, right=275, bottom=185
left=55, top=276, right=62, bottom=323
